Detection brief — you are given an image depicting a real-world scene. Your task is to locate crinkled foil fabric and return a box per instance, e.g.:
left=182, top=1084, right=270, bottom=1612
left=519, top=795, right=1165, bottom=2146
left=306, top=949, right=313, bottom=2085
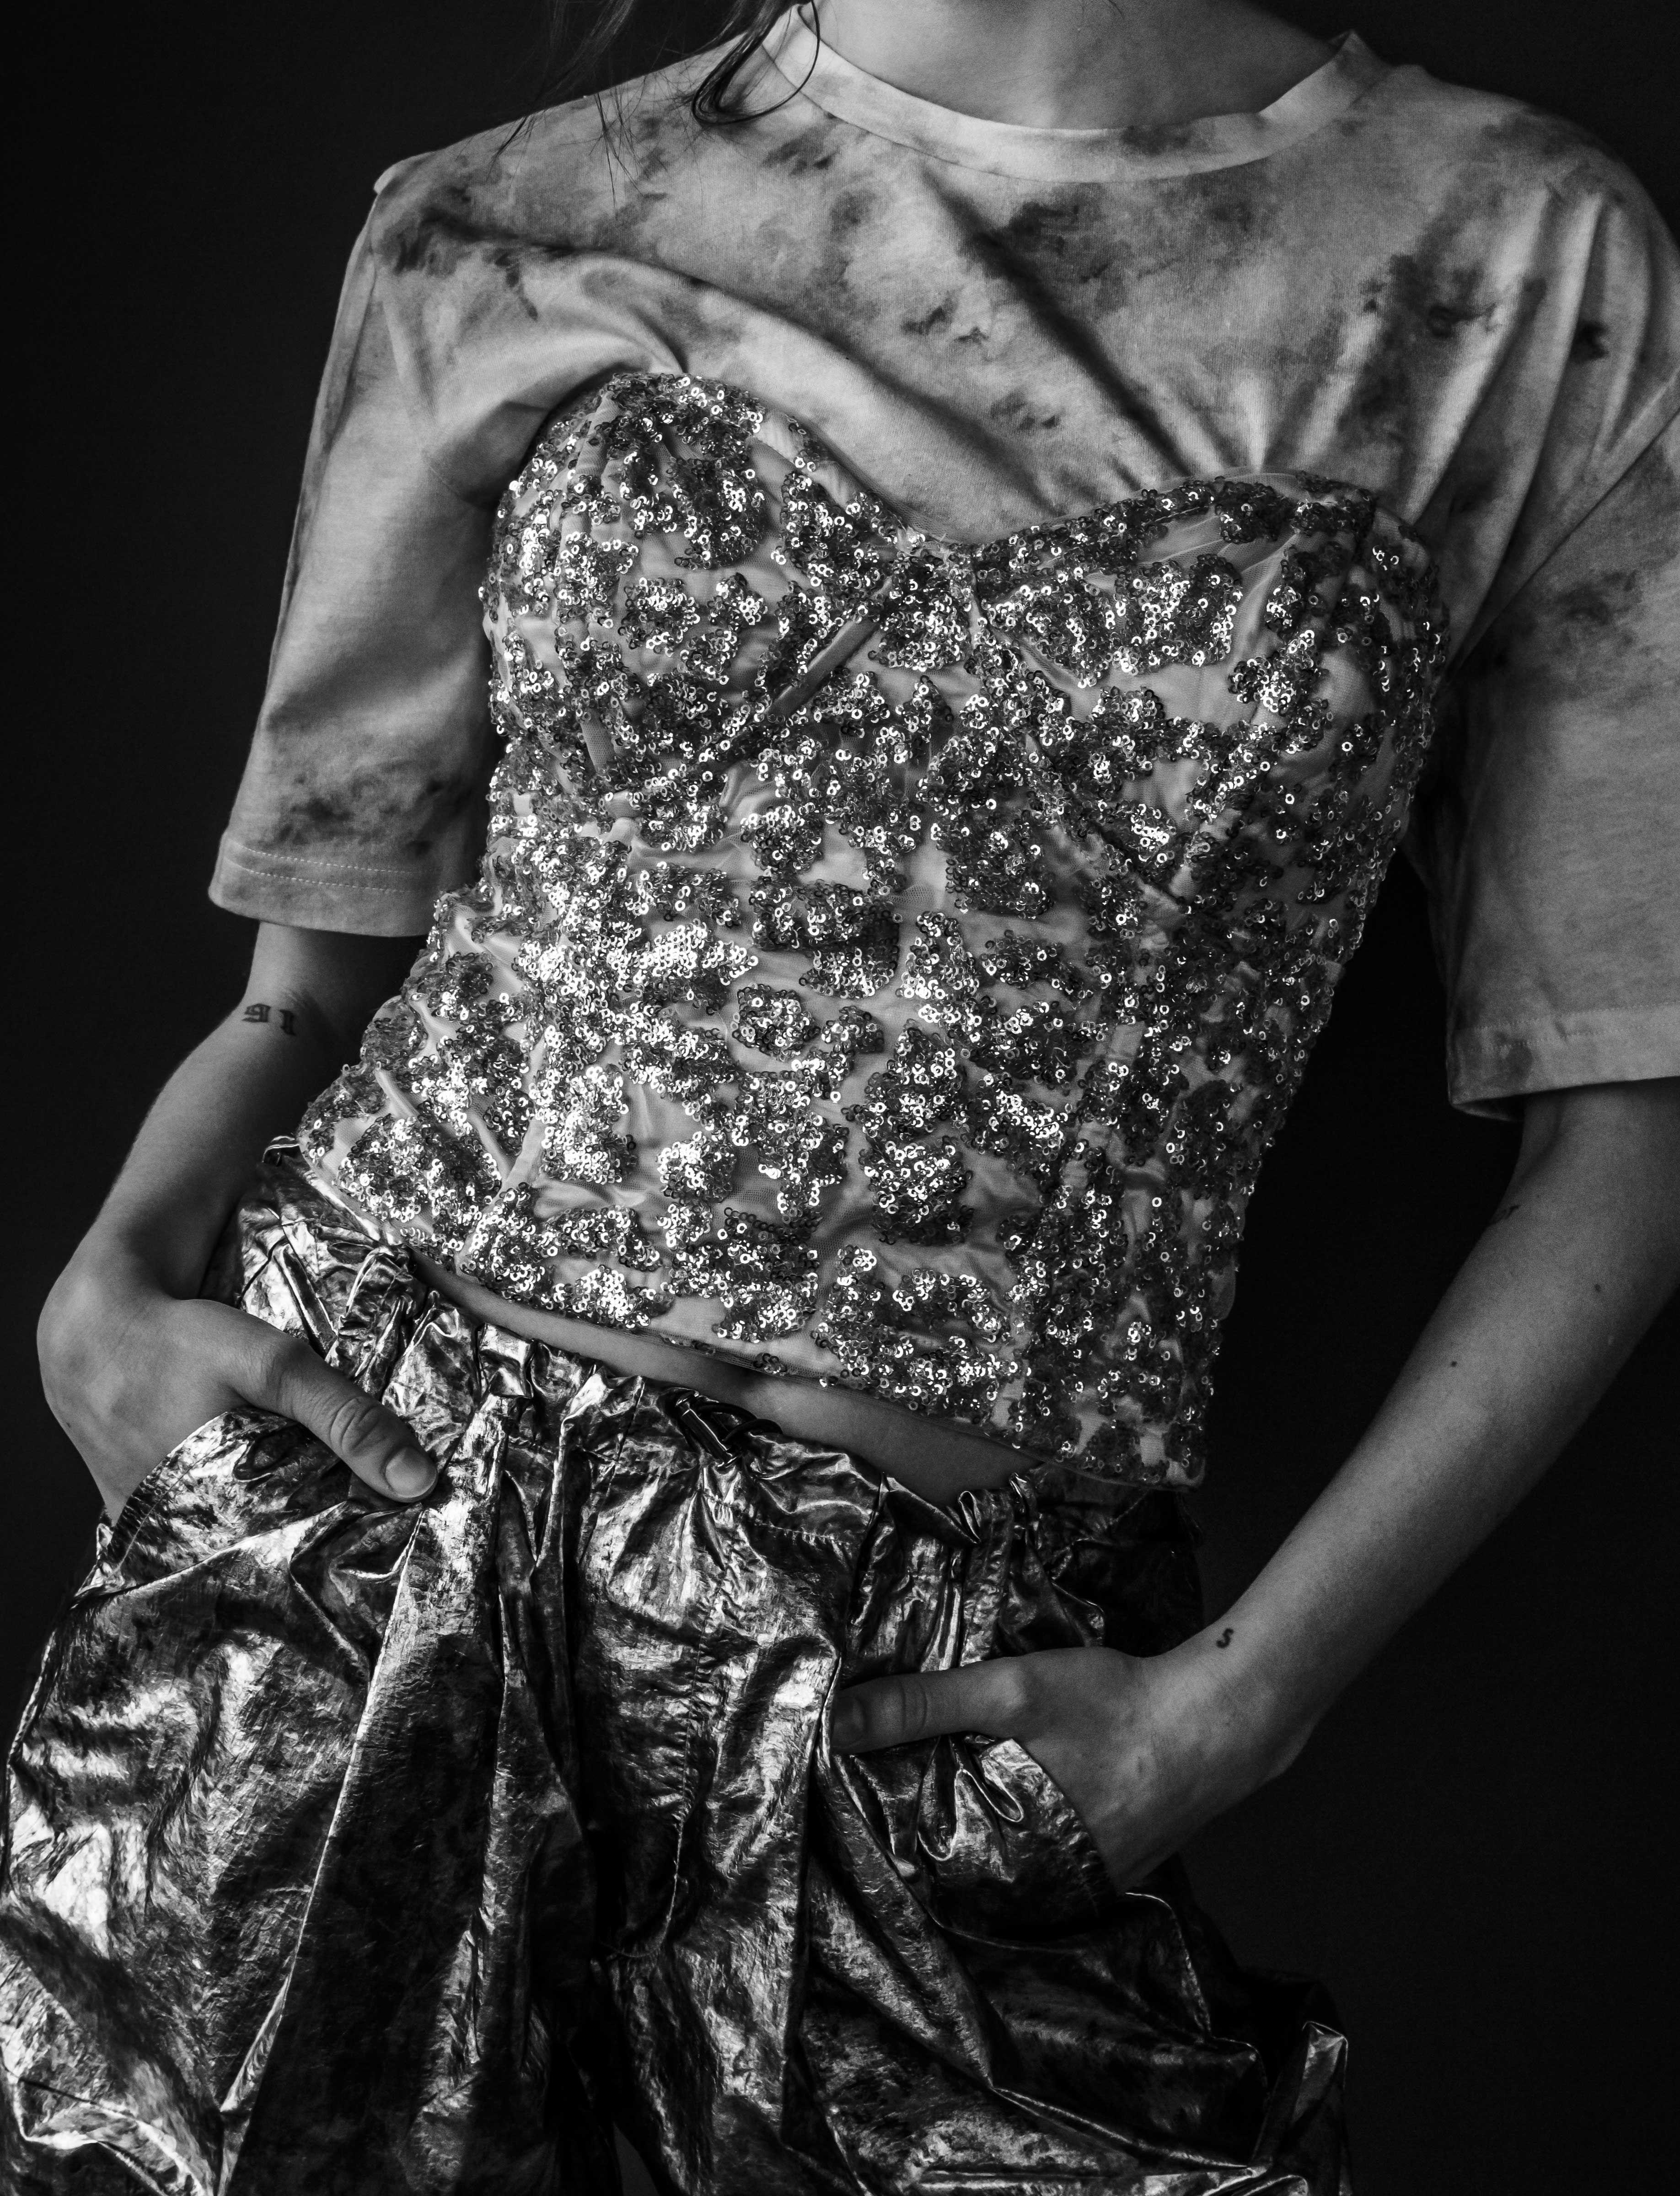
left=2, top=1157, right=1350, bottom=2195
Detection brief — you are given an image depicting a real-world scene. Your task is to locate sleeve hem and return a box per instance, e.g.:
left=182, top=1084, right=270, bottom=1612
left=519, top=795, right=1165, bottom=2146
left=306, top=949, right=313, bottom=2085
left=209, top=836, right=443, bottom=938
left=1447, top=1002, right=1680, bottom=1119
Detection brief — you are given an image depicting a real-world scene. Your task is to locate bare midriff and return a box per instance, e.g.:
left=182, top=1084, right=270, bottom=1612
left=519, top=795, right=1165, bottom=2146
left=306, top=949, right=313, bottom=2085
left=416, top=1257, right=1025, bottom=1505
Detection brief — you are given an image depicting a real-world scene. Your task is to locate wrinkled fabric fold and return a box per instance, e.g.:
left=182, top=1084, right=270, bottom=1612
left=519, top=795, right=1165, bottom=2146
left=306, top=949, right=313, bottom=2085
left=2, top=1152, right=1349, bottom=2194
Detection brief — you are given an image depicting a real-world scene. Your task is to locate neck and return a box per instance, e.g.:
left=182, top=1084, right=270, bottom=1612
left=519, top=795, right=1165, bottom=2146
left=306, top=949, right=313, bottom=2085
left=807, top=0, right=1334, bottom=130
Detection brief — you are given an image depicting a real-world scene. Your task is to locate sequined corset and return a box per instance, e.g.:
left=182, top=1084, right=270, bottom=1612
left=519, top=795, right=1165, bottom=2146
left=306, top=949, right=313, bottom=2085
left=301, top=372, right=1446, bottom=1482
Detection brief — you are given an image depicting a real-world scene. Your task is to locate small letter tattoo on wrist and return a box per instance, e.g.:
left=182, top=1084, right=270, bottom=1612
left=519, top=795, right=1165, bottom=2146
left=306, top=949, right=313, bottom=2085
left=1215, top=1627, right=1234, bottom=1649
left=242, top=1002, right=297, bottom=1034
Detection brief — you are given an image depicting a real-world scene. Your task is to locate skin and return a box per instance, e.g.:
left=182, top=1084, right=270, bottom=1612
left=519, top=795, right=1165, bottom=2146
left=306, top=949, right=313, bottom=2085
left=38, top=1, right=1680, bottom=1895
left=812, top=0, right=1335, bottom=129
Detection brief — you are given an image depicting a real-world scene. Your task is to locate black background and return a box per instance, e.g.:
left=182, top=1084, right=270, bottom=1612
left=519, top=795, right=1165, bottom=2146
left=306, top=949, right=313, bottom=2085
left=7, top=5, right=1677, bottom=2190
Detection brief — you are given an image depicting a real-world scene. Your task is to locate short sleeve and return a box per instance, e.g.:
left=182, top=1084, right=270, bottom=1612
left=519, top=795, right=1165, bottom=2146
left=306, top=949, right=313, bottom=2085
left=1408, top=412, right=1680, bottom=1114
left=209, top=216, right=498, bottom=936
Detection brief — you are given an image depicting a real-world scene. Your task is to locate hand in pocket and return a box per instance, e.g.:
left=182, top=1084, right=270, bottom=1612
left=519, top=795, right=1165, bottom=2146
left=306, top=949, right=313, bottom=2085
left=831, top=1637, right=1303, bottom=1890
left=39, top=1248, right=438, bottom=1519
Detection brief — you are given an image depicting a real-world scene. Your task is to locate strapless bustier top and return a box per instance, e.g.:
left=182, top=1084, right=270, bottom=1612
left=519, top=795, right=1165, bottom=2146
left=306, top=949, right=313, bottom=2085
left=301, top=372, right=1447, bottom=1484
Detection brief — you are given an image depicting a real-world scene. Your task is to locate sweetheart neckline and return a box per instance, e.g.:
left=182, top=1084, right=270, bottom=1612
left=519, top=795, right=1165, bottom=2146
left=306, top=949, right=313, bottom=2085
left=567, top=364, right=1431, bottom=575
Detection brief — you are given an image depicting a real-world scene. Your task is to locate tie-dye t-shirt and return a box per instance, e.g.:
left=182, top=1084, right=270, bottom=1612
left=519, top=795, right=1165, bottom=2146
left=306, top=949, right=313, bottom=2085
left=215, top=16, right=1679, bottom=1114
left=209, top=17, right=1680, bottom=1477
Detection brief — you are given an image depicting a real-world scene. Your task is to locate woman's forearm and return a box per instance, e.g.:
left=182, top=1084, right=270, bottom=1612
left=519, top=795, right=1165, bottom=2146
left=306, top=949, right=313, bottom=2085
left=93, top=1015, right=338, bottom=1297
left=1219, top=1078, right=1680, bottom=1766
left=77, top=925, right=418, bottom=1297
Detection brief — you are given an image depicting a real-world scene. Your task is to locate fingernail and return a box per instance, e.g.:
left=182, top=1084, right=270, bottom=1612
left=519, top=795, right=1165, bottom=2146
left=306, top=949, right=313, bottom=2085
left=386, top=1450, right=436, bottom=1499
left=830, top=1700, right=862, bottom=1750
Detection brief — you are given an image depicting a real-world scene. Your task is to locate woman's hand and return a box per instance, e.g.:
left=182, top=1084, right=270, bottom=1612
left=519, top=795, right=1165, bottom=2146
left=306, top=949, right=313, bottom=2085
left=35, top=923, right=430, bottom=1522
left=830, top=1634, right=1297, bottom=1889
left=38, top=1243, right=438, bottom=1521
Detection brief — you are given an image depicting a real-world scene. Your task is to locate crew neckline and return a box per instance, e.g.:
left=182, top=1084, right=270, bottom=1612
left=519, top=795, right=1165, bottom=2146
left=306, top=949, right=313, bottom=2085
left=763, top=10, right=1387, bottom=181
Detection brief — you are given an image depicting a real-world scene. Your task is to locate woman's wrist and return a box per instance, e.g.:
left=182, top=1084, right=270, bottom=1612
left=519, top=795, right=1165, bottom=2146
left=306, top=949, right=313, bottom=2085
left=69, top=988, right=342, bottom=1305
left=45, top=1233, right=189, bottom=1358
left=66, top=1211, right=221, bottom=1303
left=1168, top=1619, right=1317, bottom=1799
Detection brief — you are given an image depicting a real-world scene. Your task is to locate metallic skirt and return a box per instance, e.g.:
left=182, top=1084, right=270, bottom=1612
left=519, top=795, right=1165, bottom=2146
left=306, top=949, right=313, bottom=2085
left=2, top=1156, right=1350, bottom=2194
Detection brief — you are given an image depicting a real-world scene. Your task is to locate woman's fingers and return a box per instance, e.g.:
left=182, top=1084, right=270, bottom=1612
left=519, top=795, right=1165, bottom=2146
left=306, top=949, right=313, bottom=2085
left=241, top=1324, right=436, bottom=1501
left=38, top=1259, right=437, bottom=1511
left=829, top=1647, right=1186, bottom=1889
left=830, top=1657, right=1034, bottom=1752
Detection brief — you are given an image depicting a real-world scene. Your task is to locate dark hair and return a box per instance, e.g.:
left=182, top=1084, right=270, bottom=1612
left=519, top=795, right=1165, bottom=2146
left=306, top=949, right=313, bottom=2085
left=537, top=1, right=802, bottom=121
